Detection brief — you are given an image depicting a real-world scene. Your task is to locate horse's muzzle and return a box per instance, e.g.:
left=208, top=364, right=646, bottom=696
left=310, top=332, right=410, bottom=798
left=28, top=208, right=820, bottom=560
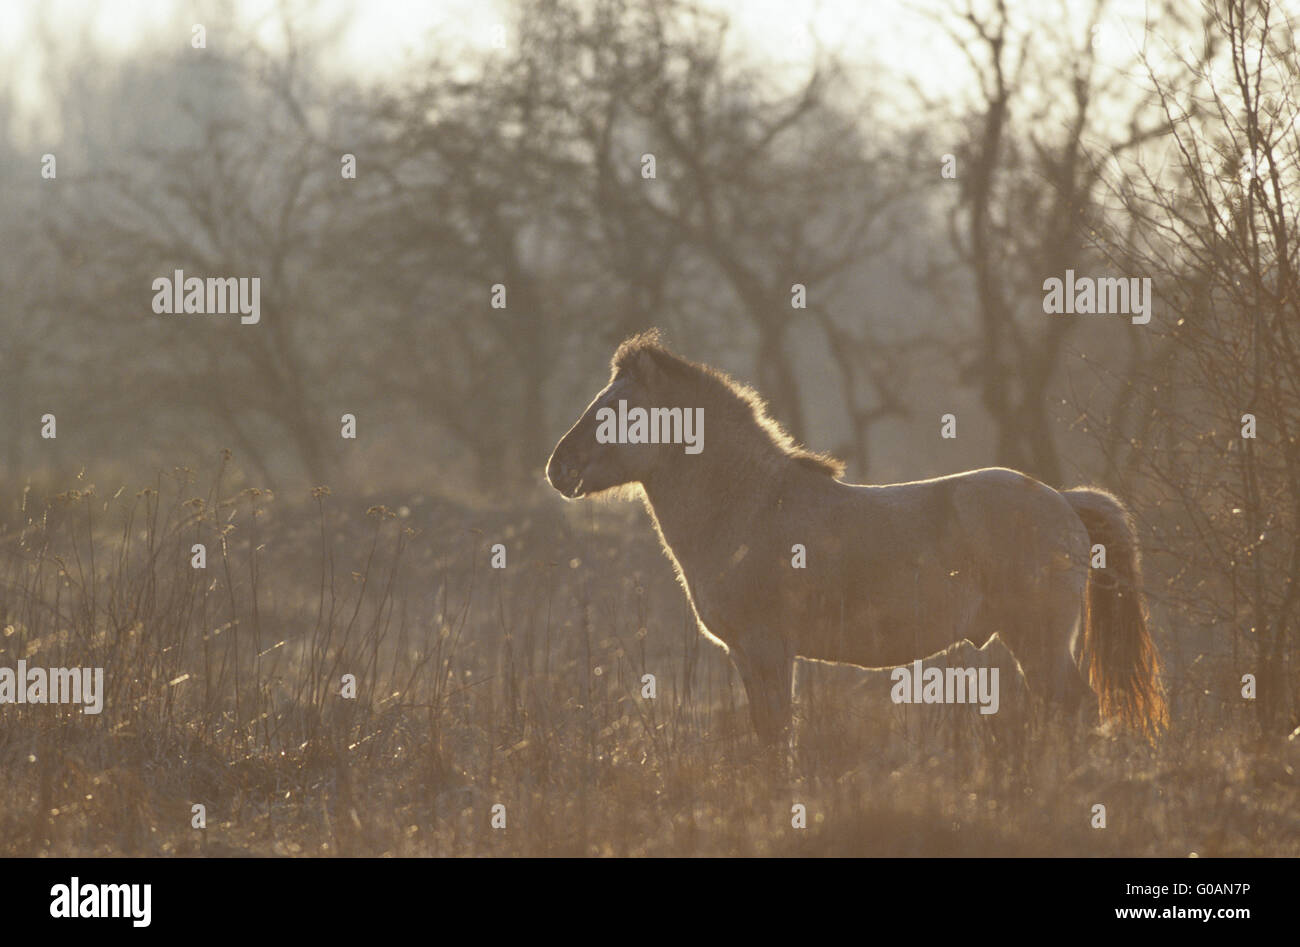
left=546, top=454, right=585, bottom=498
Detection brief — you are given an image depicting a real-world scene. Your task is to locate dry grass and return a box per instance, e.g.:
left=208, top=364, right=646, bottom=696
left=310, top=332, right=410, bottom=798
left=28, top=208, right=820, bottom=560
left=0, top=457, right=1296, bottom=857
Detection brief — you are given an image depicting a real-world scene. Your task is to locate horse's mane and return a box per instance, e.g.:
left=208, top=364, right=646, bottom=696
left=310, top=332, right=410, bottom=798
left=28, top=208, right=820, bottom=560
left=611, top=329, right=846, bottom=479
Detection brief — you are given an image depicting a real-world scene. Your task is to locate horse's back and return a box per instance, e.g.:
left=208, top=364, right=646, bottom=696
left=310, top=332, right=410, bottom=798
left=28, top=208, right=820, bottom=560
left=824, top=466, right=1087, bottom=564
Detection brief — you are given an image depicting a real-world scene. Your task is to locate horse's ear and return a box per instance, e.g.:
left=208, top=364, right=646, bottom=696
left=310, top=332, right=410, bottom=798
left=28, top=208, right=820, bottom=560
left=627, top=346, right=661, bottom=383
left=612, top=329, right=668, bottom=381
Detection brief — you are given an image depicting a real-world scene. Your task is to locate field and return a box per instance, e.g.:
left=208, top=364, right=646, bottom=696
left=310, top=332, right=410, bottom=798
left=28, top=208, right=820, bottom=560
left=2, top=457, right=1295, bottom=858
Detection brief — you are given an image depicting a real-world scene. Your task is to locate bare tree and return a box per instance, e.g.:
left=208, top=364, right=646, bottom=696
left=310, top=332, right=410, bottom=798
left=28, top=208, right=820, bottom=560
left=1095, top=0, right=1300, bottom=731
left=940, top=0, right=1173, bottom=484
left=350, top=0, right=921, bottom=486
left=39, top=25, right=353, bottom=485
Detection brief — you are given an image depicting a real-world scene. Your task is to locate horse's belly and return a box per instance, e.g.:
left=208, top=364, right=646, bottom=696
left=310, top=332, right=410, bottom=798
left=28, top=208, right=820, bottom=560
left=794, top=593, right=973, bottom=669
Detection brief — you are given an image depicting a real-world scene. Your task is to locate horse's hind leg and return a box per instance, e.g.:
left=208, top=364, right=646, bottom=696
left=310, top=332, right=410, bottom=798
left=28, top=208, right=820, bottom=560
left=999, top=594, right=1092, bottom=718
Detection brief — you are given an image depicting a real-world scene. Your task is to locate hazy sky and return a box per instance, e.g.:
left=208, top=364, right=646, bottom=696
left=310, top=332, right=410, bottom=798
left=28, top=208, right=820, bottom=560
left=1, top=0, right=1176, bottom=142
left=0, top=0, right=963, bottom=125
left=0, top=0, right=916, bottom=72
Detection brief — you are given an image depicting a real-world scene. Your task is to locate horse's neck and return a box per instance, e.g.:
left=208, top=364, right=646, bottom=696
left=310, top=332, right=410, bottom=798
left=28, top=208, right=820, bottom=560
left=640, top=435, right=784, bottom=576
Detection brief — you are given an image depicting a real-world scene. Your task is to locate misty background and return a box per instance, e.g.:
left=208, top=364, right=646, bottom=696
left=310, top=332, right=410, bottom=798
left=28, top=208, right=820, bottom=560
left=1, top=0, right=1297, bottom=733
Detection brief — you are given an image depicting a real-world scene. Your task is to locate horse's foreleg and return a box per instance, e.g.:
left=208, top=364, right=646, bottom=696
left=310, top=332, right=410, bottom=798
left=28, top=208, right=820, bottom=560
left=731, top=640, right=795, bottom=745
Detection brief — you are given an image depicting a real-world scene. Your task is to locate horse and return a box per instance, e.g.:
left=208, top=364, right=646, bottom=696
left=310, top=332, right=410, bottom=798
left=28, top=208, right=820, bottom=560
left=546, top=330, right=1168, bottom=744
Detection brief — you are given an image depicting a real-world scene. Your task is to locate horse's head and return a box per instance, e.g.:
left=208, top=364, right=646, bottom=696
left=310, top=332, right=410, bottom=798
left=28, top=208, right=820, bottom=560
left=546, top=344, right=673, bottom=499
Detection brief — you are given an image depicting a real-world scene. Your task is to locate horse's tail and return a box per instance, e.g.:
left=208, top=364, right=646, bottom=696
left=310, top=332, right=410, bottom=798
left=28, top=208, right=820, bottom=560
left=1062, top=487, right=1168, bottom=740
